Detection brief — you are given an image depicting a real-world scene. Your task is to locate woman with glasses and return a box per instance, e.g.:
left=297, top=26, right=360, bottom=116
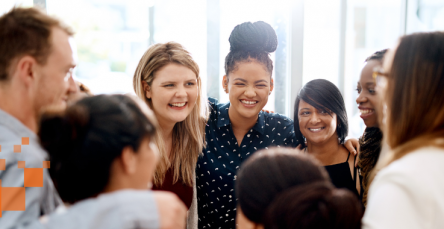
left=355, top=49, right=387, bottom=207
left=363, top=32, right=444, bottom=228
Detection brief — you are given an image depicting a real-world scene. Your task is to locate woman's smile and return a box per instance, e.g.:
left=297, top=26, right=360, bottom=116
left=169, top=102, right=188, bottom=110
left=308, top=127, right=325, bottom=133
left=240, top=99, right=259, bottom=108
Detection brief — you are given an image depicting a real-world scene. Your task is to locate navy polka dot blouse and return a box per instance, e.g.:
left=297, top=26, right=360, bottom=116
left=196, top=98, right=298, bottom=229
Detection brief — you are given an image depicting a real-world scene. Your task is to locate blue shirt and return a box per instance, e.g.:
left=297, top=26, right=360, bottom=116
left=0, top=108, right=160, bottom=229
left=196, top=98, right=298, bottom=229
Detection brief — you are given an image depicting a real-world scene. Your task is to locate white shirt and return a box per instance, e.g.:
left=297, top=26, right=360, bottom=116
left=363, top=146, right=444, bottom=229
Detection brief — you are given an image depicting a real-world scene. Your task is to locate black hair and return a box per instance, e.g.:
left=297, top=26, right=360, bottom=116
left=365, top=49, right=387, bottom=62
left=236, top=147, right=330, bottom=224
left=263, top=182, right=363, bottom=229
left=38, top=94, right=157, bottom=204
left=224, top=21, right=278, bottom=76
left=293, top=79, right=348, bottom=149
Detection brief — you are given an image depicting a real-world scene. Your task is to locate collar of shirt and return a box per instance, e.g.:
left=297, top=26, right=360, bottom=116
left=0, top=108, right=38, bottom=142
left=215, top=102, right=266, bottom=135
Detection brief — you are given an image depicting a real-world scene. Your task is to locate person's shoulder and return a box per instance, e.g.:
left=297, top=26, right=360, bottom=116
left=208, top=97, right=219, bottom=107
left=262, top=112, right=294, bottom=126
left=383, top=146, right=444, bottom=175
left=374, top=147, right=444, bottom=194
left=208, top=97, right=230, bottom=115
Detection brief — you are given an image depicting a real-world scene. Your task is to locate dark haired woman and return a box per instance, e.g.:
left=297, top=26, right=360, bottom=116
left=363, top=32, right=444, bottom=228
left=356, top=49, right=386, bottom=207
left=196, top=21, right=297, bottom=229
left=294, top=79, right=360, bottom=197
left=196, top=22, right=359, bottom=229
left=38, top=94, right=187, bottom=228
left=236, top=148, right=362, bottom=229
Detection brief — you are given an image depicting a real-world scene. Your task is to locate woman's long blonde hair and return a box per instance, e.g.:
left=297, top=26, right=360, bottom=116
left=371, top=32, right=444, bottom=181
left=133, top=42, right=207, bottom=186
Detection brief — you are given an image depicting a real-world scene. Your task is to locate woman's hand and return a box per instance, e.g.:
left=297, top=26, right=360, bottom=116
left=262, top=109, right=274, bottom=113
left=344, top=138, right=360, bottom=167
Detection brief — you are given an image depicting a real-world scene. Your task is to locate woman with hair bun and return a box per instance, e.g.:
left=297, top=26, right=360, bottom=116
left=196, top=21, right=359, bottom=229
left=262, top=182, right=362, bottom=229
left=196, top=21, right=297, bottom=229
left=236, top=148, right=362, bottom=229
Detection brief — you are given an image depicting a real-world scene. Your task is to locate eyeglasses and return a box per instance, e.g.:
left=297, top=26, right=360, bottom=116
left=372, top=67, right=389, bottom=89
left=64, top=68, right=74, bottom=82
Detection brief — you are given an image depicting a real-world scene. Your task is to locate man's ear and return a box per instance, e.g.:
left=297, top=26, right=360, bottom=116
left=142, top=81, right=152, bottom=99
left=119, top=146, right=138, bottom=175
left=14, top=56, right=37, bottom=87
left=222, top=75, right=229, bottom=93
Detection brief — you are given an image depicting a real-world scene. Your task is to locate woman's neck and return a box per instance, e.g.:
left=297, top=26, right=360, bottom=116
left=157, top=117, right=175, bottom=158
left=306, top=133, right=345, bottom=165
left=228, top=106, right=258, bottom=146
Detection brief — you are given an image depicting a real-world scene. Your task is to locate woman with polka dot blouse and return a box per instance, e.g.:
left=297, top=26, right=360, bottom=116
left=196, top=21, right=360, bottom=229
left=196, top=21, right=296, bottom=229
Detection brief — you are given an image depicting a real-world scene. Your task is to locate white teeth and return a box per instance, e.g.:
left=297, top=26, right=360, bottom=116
left=241, top=100, right=258, bottom=105
left=360, top=109, right=374, bottom=115
left=170, top=102, right=186, bottom=107
left=309, top=127, right=324, bottom=132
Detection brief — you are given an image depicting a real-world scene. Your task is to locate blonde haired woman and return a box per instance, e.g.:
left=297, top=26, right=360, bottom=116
left=133, top=42, right=207, bottom=228
left=363, top=32, right=444, bottom=228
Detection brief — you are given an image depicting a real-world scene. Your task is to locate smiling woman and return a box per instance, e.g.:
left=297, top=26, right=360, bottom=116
left=356, top=49, right=387, bottom=207
left=133, top=42, right=208, bottom=228
left=196, top=21, right=297, bottom=229
left=294, top=79, right=361, bottom=199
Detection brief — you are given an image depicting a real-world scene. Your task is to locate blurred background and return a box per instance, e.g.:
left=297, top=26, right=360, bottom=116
left=1, top=0, right=444, bottom=137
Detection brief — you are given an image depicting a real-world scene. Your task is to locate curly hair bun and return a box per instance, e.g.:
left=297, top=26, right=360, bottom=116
left=229, top=21, right=278, bottom=53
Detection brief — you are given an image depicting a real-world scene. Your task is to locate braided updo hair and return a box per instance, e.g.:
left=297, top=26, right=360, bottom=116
left=225, top=21, right=278, bottom=76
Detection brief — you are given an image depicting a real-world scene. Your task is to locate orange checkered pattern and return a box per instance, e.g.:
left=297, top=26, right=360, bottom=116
left=0, top=137, right=49, bottom=217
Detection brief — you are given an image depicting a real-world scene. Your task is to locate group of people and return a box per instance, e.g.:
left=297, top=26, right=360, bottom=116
left=0, top=6, right=443, bottom=229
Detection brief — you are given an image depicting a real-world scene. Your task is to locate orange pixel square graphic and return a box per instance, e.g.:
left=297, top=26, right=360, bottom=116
left=17, top=161, right=25, bottom=168
left=0, top=159, right=5, bottom=171
left=22, top=137, right=29, bottom=145
left=13, top=145, right=21, bottom=153
left=0, top=137, right=48, bottom=217
left=24, top=168, right=44, bottom=187
left=1, top=187, right=26, bottom=211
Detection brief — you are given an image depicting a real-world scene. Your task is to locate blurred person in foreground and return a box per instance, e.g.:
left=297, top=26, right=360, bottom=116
left=39, top=94, right=186, bottom=229
left=0, top=7, right=185, bottom=229
left=236, top=148, right=362, bottom=229
left=363, top=32, right=444, bottom=228
left=355, top=49, right=387, bottom=207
